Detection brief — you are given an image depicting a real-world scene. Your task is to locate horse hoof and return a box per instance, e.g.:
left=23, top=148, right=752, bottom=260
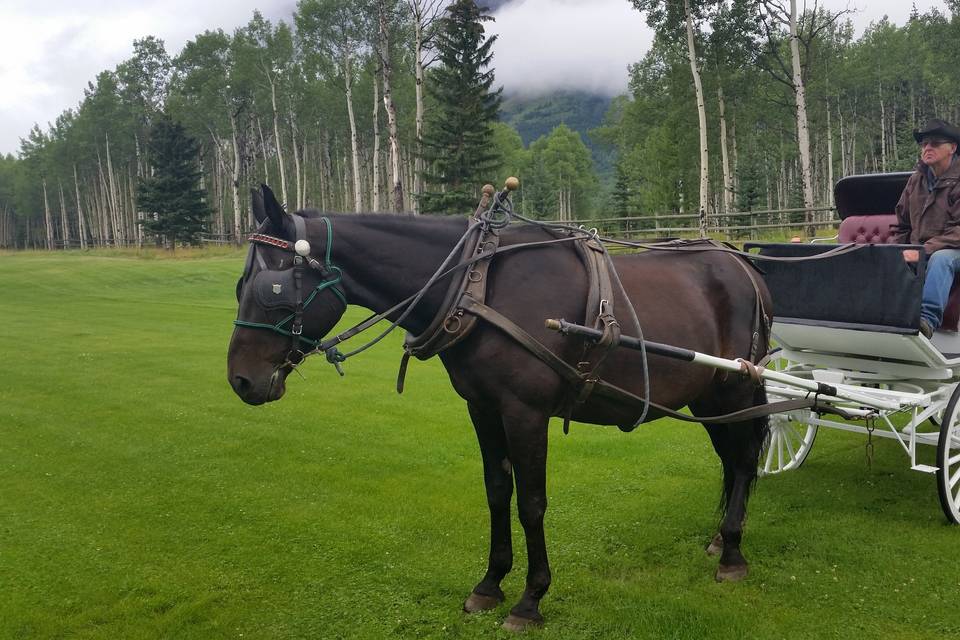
left=705, top=533, right=723, bottom=556
left=502, top=613, right=543, bottom=633
left=463, top=591, right=504, bottom=613
left=715, top=564, right=749, bottom=582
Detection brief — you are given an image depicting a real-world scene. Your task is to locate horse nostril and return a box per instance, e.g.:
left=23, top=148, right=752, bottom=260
left=232, top=375, right=252, bottom=396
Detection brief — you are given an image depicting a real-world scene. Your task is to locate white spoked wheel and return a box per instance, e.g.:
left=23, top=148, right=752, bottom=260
left=759, top=409, right=818, bottom=476
left=936, top=384, right=960, bottom=524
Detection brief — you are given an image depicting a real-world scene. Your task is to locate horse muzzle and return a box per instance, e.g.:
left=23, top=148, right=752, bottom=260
left=228, top=368, right=287, bottom=405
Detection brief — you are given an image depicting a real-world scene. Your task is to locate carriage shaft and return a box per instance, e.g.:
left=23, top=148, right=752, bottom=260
left=546, top=318, right=903, bottom=411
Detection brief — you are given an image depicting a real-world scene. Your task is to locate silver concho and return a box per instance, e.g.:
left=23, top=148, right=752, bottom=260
left=272, top=284, right=282, bottom=294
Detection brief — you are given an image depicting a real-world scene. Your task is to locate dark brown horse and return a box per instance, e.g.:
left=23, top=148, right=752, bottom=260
left=227, top=187, right=771, bottom=631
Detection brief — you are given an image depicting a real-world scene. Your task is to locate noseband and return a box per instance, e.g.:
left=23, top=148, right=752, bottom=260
left=233, top=216, right=346, bottom=369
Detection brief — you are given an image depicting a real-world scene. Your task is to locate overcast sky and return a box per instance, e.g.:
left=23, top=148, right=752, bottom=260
left=0, top=0, right=949, bottom=156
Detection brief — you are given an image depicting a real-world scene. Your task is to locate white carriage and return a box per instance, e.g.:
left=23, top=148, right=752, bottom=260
left=748, top=172, right=960, bottom=523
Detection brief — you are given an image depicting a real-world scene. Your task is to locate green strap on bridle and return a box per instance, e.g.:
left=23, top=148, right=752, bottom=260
left=233, top=216, right=345, bottom=347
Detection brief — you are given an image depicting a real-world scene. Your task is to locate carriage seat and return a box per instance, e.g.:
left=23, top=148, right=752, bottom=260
left=838, top=214, right=960, bottom=332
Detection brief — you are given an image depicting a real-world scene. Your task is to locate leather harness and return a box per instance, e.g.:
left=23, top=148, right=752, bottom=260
left=396, top=215, right=779, bottom=429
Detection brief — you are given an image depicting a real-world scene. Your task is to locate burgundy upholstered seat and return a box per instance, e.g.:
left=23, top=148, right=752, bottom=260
left=837, top=214, right=899, bottom=244
left=838, top=214, right=960, bottom=331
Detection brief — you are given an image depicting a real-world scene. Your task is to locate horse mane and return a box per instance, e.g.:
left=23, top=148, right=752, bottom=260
left=292, top=209, right=470, bottom=232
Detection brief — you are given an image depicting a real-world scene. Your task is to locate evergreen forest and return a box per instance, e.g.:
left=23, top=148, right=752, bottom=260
left=1, top=1, right=959, bottom=248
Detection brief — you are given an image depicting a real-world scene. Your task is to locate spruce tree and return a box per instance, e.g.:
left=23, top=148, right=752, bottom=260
left=612, top=163, right=634, bottom=217
left=137, top=113, right=209, bottom=246
left=419, top=0, right=502, bottom=214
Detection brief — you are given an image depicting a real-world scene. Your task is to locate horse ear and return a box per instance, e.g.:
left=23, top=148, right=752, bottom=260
left=260, top=184, right=288, bottom=232
left=251, top=188, right=267, bottom=224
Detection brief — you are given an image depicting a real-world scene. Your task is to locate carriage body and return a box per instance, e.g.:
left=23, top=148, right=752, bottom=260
left=746, top=171, right=960, bottom=523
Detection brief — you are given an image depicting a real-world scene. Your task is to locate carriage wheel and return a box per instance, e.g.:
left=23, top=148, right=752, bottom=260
left=758, top=410, right=818, bottom=476
left=936, top=385, right=960, bottom=524
left=758, top=347, right=818, bottom=476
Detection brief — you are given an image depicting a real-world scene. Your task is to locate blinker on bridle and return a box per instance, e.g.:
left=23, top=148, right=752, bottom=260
left=233, top=215, right=348, bottom=374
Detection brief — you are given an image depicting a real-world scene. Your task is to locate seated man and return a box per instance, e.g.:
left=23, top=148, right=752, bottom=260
left=892, top=118, right=960, bottom=337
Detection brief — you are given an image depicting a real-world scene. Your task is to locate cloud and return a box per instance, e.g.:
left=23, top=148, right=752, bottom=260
left=0, top=0, right=295, bottom=156
left=0, top=0, right=949, bottom=156
left=487, top=0, right=653, bottom=97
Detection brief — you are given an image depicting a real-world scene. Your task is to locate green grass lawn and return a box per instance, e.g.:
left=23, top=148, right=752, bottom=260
left=1, top=250, right=958, bottom=639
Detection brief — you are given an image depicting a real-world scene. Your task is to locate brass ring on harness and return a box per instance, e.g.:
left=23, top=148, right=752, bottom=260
left=468, top=270, right=483, bottom=283
left=443, top=314, right=463, bottom=334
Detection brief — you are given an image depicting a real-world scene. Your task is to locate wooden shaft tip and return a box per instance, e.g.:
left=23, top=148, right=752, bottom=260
left=545, top=319, right=561, bottom=331
left=505, top=177, right=520, bottom=191
left=482, top=184, right=495, bottom=196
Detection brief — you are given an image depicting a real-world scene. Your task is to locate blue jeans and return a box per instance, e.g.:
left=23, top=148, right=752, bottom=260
left=922, top=248, right=960, bottom=328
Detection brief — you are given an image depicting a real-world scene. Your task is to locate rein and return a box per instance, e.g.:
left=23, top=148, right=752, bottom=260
left=232, top=186, right=853, bottom=428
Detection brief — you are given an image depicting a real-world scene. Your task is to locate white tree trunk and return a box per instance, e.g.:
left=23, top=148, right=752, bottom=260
left=378, top=1, right=404, bottom=213
left=95, top=152, right=110, bottom=245
left=879, top=81, right=887, bottom=172
left=73, top=164, right=87, bottom=250
left=407, top=0, right=443, bottom=214
left=289, top=109, right=303, bottom=211
left=42, top=177, right=54, bottom=250
left=683, top=0, right=709, bottom=236
left=826, top=101, right=834, bottom=207
left=105, top=134, right=123, bottom=246
left=229, top=110, right=243, bottom=243
left=413, top=21, right=425, bottom=214
left=58, top=181, right=70, bottom=249
left=717, top=81, right=734, bottom=213
left=372, top=70, right=382, bottom=212
left=344, top=56, right=363, bottom=213
left=269, top=79, right=288, bottom=207
left=256, top=115, right=269, bottom=186
left=788, top=0, right=815, bottom=229
left=731, top=115, right=739, bottom=195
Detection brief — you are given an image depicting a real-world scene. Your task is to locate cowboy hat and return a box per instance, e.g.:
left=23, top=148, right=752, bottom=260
left=913, top=118, right=960, bottom=145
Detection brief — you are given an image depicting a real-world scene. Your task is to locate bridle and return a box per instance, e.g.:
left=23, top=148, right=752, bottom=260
left=230, top=188, right=598, bottom=380
left=233, top=215, right=346, bottom=370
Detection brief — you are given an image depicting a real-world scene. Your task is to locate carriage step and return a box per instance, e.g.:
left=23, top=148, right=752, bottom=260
left=911, top=464, right=939, bottom=474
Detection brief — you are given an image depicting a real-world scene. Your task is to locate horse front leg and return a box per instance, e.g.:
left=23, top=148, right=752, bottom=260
left=500, top=404, right=551, bottom=632
left=463, top=403, right=514, bottom=613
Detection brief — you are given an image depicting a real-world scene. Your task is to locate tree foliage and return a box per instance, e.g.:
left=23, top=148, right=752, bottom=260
left=137, top=114, right=210, bottom=246
left=610, top=1, right=960, bottom=231
left=418, top=0, right=502, bottom=214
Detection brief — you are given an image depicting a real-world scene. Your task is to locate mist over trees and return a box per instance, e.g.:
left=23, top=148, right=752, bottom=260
left=2, top=2, right=959, bottom=248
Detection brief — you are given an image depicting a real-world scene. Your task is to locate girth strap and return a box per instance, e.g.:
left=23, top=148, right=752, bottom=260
left=566, top=238, right=622, bottom=433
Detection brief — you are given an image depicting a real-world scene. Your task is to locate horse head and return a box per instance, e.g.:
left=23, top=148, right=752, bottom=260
left=227, top=185, right=347, bottom=405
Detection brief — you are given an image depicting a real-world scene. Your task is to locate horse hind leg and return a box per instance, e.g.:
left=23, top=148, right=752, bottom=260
left=499, top=402, right=552, bottom=632
left=463, top=403, right=514, bottom=614
left=702, top=424, right=735, bottom=558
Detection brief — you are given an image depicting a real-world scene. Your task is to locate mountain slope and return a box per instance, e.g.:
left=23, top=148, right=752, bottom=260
left=498, top=91, right=615, bottom=179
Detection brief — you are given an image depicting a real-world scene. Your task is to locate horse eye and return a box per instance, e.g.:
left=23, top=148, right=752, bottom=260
left=235, top=278, right=243, bottom=302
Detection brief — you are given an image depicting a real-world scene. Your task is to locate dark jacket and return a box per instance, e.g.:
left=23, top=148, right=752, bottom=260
left=892, top=157, right=960, bottom=254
